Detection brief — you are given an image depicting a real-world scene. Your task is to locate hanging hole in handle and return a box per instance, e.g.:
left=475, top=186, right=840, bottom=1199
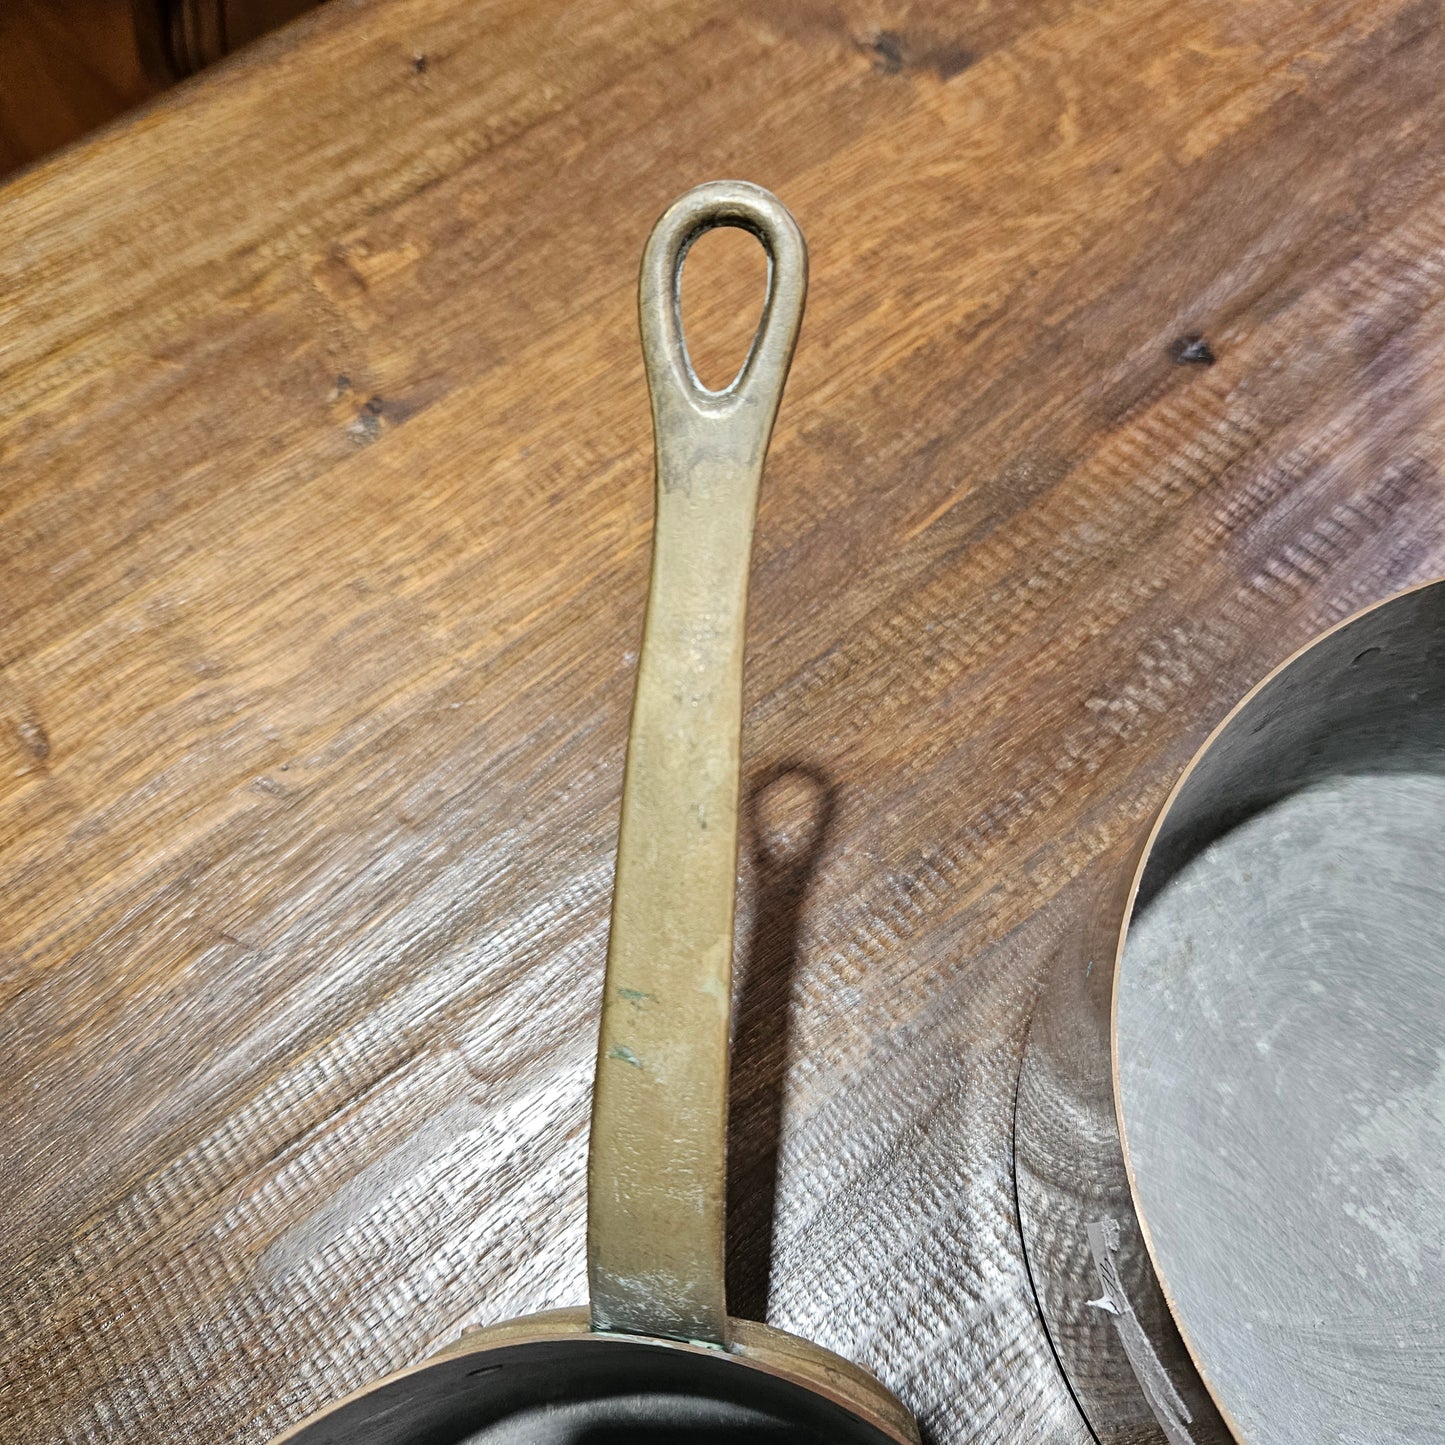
left=678, top=224, right=772, bottom=394
left=640, top=181, right=806, bottom=419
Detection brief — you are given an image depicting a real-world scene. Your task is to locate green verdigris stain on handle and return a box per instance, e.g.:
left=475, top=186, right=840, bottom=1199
left=618, top=987, right=654, bottom=1008
left=607, top=1045, right=643, bottom=1068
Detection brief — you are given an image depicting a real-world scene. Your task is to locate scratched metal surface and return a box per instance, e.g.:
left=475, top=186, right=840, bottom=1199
left=1123, top=776, right=1445, bottom=1445
left=1116, top=583, right=1445, bottom=1445
left=3, top=0, right=1445, bottom=1442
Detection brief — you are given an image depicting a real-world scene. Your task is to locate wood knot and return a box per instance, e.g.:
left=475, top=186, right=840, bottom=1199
left=858, top=29, right=975, bottom=79
left=1170, top=334, right=1216, bottom=365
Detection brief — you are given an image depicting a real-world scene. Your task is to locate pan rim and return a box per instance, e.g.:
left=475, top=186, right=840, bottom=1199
left=269, top=1306, right=918, bottom=1444
left=1108, top=569, right=1445, bottom=1444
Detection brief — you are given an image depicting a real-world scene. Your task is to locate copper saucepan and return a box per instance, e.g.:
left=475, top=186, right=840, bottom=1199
left=273, top=182, right=919, bottom=1444
left=1017, top=578, right=1445, bottom=1443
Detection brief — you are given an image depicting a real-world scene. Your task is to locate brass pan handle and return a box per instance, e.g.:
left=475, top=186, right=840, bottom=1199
left=587, top=181, right=807, bottom=1346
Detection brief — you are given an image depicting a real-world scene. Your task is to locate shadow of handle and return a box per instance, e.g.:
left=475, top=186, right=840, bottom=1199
left=726, top=762, right=838, bottom=1322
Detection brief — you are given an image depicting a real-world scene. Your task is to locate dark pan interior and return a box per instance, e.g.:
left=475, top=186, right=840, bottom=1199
left=280, top=1334, right=900, bottom=1445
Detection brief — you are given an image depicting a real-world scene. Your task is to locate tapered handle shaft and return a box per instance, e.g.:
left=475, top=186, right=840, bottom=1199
left=586, top=181, right=807, bottom=1346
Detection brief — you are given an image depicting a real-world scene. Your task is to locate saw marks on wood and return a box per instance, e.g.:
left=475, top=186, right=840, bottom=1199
left=4, top=0, right=1445, bottom=1441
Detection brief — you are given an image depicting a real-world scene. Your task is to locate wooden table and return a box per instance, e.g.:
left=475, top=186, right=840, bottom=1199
left=3, top=1, right=1444, bottom=1440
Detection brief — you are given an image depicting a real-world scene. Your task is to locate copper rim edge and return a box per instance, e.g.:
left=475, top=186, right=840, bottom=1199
left=1108, top=571, right=1445, bottom=1445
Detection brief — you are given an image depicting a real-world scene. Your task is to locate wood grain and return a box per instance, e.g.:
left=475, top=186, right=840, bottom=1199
left=3, top=0, right=1445, bottom=1441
